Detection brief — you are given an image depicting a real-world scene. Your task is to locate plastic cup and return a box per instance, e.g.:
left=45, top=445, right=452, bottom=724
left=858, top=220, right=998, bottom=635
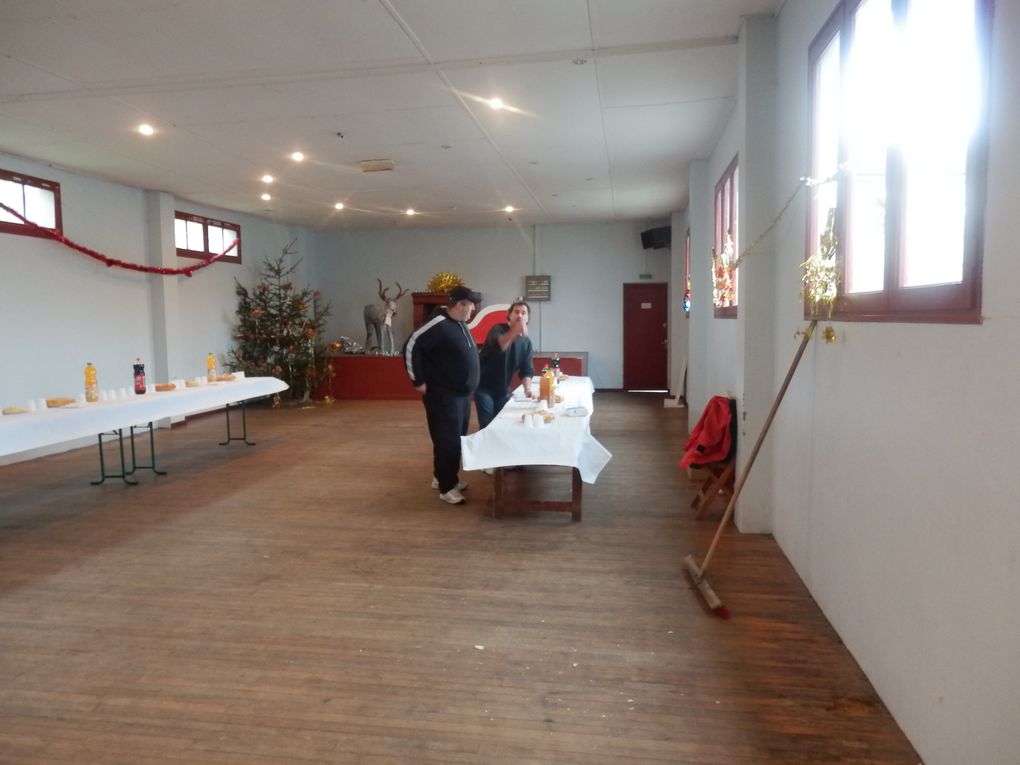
left=26, top=400, right=37, bottom=412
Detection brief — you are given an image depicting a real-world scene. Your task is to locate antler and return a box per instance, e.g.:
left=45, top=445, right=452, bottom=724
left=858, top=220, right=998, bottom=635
left=394, top=282, right=410, bottom=300
left=377, top=277, right=389, bottom=301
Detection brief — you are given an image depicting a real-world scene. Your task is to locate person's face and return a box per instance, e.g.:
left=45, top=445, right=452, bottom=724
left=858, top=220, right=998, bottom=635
left=508, top=304, right=529, bottom=324
left=449, top=299, right=476, bottom=322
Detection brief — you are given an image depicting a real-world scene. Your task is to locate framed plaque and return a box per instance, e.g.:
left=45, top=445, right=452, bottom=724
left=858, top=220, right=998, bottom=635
left=525, top=274, right=551, bottom=301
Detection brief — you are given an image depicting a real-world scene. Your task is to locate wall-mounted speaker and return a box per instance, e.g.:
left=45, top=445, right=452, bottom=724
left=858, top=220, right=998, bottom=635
left=640, top=226, right=671, bottom=250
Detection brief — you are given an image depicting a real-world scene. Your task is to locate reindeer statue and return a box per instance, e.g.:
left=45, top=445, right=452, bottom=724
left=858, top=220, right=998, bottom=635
left=363, top=279, right=410, bottom=354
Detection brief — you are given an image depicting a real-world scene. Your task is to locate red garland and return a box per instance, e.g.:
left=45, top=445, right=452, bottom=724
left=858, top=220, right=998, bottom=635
left=0, top=201, right=237, bottom=276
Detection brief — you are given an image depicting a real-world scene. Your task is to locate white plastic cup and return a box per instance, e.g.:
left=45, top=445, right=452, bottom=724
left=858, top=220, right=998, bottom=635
left=26, top=399, right=37, bottom=412
left=76, top=393, right=87, bottom=405
left=37, top=398, right=47, bottom=410
left=119, top=387, right=129, bottom=398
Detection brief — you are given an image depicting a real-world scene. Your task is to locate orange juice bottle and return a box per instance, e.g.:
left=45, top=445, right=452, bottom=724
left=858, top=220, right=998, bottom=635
left=206, top=352, right=217, bottom=382
left=84, top=362, right=99, bottom=403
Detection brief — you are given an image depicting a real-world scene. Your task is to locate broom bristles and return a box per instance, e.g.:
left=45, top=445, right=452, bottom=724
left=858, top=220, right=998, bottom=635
left=683, top=554, right=730, bottom=619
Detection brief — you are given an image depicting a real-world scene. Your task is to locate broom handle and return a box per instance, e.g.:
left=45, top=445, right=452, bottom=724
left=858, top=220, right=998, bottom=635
left=700, top=319, right=818, bottom=573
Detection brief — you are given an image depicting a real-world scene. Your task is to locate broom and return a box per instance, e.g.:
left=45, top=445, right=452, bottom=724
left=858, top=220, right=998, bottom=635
left=684, top=319, right=818, bottom=618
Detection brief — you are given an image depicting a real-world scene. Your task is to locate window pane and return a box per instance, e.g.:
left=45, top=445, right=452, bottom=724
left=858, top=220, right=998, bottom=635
left=845, top=0, right=893, bottom=294
left=175, top=217, right=188, bottom=249
left=23, top=184, right=55, bottom=228
left=812, top=32, right=841, bottom=258
left=186, top=219, right=204, bottom=251
left=900, top=0, right=977, bottom=287
left=208, top=224, right=225, bottom=254
left=0, top=179, right=24, bottom=223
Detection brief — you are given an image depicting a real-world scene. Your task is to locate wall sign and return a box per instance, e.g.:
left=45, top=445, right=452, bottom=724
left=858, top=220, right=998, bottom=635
left=525, top=274, right=551, bottom=301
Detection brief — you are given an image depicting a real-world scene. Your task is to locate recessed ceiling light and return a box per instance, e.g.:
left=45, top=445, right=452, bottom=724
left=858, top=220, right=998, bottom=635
left=488, top=97, right=504, bottom=110
left=334, top=202, right=344, bottom=210
left=405, top=208, right=415, bottom=216
left=137, top=123, right=155, bottom=136
left=291, top=151, right=304, bottom=162
left=261, top=174, right=274, bottom=183
left=504, top=206, right=515, bottom=213
left=260, top=193, right=271, bottom=201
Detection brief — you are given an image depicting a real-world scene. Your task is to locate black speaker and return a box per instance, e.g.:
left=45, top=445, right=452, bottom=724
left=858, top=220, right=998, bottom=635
left=640, top=226, right=671, bottom=250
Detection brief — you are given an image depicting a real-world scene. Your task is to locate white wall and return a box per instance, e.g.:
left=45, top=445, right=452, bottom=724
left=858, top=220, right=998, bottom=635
left=0, top=153, right=319, bottom=463
left=756, top=2, right=1020, bottom=763
left=313, top=221, right=670, bottom=388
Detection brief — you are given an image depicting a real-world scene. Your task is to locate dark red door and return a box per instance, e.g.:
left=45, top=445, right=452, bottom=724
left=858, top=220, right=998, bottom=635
left=623, top=283, right=668, bottom=390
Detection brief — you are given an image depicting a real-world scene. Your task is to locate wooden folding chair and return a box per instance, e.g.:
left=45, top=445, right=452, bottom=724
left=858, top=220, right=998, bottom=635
left=690, top=461, right=735, bottom=519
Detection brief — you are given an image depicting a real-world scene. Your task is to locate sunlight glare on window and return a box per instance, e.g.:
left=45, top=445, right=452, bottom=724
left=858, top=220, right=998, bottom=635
left=844, top=0, right=893, bottom=294
left=900, top=0, right=978, bottom=287
left=0, top=178, right=22, bottom=223
left=812, top=33, right=840, bottom=260
left=23, top=184, right=55, bottom=229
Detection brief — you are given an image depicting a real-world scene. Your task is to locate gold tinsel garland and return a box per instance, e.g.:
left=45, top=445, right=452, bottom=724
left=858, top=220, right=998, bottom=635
left=801, top=207, right=839, bottom=319
left=425, top=272, right=463, bottom=293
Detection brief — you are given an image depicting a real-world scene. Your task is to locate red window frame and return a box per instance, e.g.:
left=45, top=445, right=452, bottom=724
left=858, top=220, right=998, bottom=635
left=807, top=0, right=992, bottom=324
left=0, top=168, right=62, bottom=239
left=714, top=155, right=739, bottom=319
left=175, top=211, right=242, bottom=263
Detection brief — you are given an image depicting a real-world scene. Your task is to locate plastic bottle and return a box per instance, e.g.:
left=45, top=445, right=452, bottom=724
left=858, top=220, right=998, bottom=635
left=206, top=352, right=217, bottom=382
left=133, top=358, right=146, bottom=394
left=552, top=353, right=561, bottom=379
left=84, top=362, right=99, bottom=403
left=539, top=367, right=555, bottom=405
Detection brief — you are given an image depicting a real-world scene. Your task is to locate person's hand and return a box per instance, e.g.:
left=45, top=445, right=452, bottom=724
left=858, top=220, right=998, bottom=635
left=415, top=383, right=427, bottom=393
left=523, top=386, right=534, bottom=398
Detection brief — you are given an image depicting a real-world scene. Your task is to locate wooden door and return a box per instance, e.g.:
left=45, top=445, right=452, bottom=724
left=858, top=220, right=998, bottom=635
left=623, top=283, right=668, bottom=390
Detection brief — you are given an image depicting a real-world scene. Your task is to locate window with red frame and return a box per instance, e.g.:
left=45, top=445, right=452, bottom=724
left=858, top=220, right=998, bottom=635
left=0, top=168, right=62, bottom=238
left=713, top=156, right=738, bottom=319
left=175, top=211, right=242, bottom=263
left=808, top=0, right=991, bottom=323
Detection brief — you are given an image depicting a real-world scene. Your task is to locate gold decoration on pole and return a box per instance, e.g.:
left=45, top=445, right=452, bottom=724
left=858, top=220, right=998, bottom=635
left=801, top=207, right=839, bottom=319
left=425, top=272, right=463, bottom=294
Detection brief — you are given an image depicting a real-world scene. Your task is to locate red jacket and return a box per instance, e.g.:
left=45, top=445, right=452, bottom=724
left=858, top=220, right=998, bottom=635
left=680, top=395, right=734, bottom=469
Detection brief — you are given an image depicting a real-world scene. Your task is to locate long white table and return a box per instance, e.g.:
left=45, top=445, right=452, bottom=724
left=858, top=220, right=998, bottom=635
left=460, top=376, right=612, bottom=520
left=0, top=376, right=288, bottom=459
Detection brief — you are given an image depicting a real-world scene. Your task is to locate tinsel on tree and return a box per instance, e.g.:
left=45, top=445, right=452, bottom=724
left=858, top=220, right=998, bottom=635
left=225, top=244, right=331, bottom=401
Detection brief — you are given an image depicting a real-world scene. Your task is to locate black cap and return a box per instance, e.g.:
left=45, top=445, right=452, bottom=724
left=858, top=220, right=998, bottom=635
left=448, top=285, right=482, bottom=305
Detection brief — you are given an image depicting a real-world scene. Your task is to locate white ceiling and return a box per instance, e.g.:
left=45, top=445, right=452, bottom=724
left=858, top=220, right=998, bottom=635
left=0, top=0, right=781, bottom=230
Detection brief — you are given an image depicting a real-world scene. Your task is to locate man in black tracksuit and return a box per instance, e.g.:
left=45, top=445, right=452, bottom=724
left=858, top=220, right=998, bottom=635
left=404, top=286, right=481, bottom=505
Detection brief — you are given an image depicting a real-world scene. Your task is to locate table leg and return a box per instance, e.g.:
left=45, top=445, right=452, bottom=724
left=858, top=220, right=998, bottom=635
left=90, top=429, right=138, bottom=486
left=570, top=468, right=582, bottom=522
left=126, top=422, right=167, bottom=476
left=220, top=400, right=256, bottom=446
left=492, top=467, right=504, bottom=518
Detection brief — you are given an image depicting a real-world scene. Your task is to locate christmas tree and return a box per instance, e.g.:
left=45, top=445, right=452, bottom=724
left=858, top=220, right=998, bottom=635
left=225, top=243, right=331, bottom=401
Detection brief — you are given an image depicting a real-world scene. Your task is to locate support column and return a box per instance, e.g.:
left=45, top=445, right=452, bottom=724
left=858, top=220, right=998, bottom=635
left=146, top=191, right=182, bottom=426
left=734, top=15, right=778, bottom=533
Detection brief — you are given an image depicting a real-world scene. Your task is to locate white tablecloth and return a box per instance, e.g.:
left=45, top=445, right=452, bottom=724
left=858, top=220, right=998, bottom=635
left=460, top=376, right=612, bottom=484
left=0, top=377, right=288, bottom=458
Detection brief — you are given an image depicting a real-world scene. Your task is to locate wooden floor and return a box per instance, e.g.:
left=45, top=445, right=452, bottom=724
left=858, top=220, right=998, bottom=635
left=0, top=393, right=920, bottom=764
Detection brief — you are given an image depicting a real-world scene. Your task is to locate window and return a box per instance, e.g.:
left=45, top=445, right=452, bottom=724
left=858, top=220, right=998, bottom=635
left=713, top=156, right=739, bottom=318
left=0, top=169, right=62, bottom=238
left=175, top=211, right=242, bottom=262
left=809, top=0, right=991, bottom=322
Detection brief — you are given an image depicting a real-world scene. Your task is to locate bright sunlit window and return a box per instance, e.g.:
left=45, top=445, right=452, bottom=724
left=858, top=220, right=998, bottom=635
left=175, top=211, right=241, bottom=263
left=0, top=168, right=62, bottom=238
left=808, top=0, right=991, bottom=322
left=713, top=156, right=739, bottom=319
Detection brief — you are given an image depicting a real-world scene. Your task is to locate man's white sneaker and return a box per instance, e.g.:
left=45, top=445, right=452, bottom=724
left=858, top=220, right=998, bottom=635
left=482, top=468, right=495, bottom=476
left=432, top=477, right=467, bottom=491
left=439, top=488, right=467, bottom=505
